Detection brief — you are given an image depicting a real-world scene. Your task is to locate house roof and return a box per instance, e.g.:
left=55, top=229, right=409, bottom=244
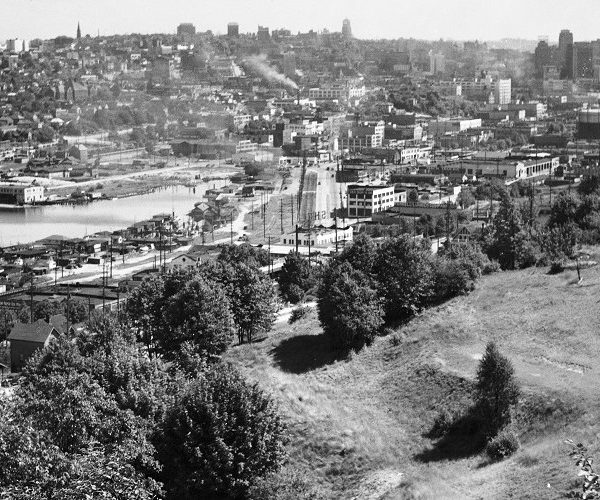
left=8, top=320, right=57, bottom=343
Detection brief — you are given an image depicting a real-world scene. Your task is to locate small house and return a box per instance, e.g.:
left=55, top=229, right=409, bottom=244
left=8, top=320, right=59, bottom=372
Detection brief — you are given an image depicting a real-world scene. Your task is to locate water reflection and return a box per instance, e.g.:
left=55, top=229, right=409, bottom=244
left=0, top=182, right=226, bottom=245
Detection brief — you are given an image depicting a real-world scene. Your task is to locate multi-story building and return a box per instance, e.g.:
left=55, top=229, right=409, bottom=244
left=429, top=52, right=445, bottom=75
left=308, top=86, right=345, bottom=100
left=283, top=52, right=296, bottom=79
left=227, top=22, right=239, bottom=37
left=341, top=121, right=385, bottom=151
left=573, top=41, right=594, bottom=79
left=428, top=118, right=482, bottom=137
left=0, top=183, right=45, bottom=205
left=346, top=184, right=397, bottom=218
left=308, top=84, right=365, bottom=101
left=558, top=29, right=574, bottom=78
left=233, top=114, right=252, bottom=131
left=257, top=26, right=270, bottom=41
left=342, top=19, right=352, bottom=38
left=494, top=78, right=512, bottom=105
left=6, top=38, right=27, bottom=53
left=500, top=102, right=546, bottom=120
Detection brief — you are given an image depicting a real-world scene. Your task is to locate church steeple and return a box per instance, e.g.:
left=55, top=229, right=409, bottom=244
left=77, top=22, right=81, bottom=40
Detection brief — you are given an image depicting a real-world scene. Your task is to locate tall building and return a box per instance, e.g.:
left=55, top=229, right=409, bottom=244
left=342, top=18, right=352, bottom=38
left=77, top=22, right=81, bottom=40
left=494, top=78, right=512, bottom=105
left=257, top=25, right=270, bottom=42
left=177, top=23, right=196, bottom=41
left=227, top=22, right=239, bottom=37
left=6, top=38, right=27, bottom=53
left=573, top=42, right=594, bottom=79
left=534, top=40, right=552, bottom=78
left=429, top=51, right=445, bottom=75
left=283, top=52, right=296, bottom=79
left=558, top=29, right=573, bottom=79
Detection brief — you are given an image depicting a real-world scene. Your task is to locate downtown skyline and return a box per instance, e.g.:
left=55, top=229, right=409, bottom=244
left=4, top=0, right=600, bottom=43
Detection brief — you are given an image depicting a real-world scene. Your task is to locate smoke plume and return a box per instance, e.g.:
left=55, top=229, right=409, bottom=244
left=242, top=54, right=298, bottom=90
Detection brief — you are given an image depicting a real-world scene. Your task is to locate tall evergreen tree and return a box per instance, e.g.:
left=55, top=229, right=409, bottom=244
left=475, top=342, right=520, bottom=438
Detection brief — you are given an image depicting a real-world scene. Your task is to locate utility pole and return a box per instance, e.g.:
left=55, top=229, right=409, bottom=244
left=291, top=194, right=294, bottom=226
left=307, top=222, right=311, bottom=266
left=29, top=278, right=34, bottom=323
left=263, top=203, right=266, bottom=239
left=280, top=198, right=284, bottom=234
left=334, top=210, right=339, bottom=253
left=529, top=178, right=534, bottom=235
left=65, top=283, right=70, bottom=336
left=268, top=236, right=272, bottom=274
left=251, top=199, right=254, bottom=230
left=230, top=212, right=233, bottom=245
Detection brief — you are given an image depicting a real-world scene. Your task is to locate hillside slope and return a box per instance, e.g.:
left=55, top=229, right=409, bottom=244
left=225, top=265, right=600, bottom=499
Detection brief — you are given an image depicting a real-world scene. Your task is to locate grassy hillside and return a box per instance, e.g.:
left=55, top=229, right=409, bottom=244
left=224, top=262, right=600, bottom=499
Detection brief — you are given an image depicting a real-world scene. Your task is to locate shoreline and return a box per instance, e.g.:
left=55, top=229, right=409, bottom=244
left=0, top=171, right=237, bottom=210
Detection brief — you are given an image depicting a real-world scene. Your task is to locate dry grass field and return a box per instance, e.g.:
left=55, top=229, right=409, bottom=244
left=224, top=258, right=600, bottom=499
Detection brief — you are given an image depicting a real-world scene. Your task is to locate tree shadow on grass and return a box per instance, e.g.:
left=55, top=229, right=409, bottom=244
left=414, top=410, right=487, bottom=463
left=270, top=334, right=348, bottom=374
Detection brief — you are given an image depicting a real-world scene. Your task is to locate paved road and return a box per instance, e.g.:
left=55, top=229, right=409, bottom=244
left=298, top=163, right=345, bottom=227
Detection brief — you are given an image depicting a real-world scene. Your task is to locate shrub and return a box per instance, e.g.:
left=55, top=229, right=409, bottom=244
left=441, top=242, right=492, bottom=280
left=483, top=259, right=501, bottom=274
left=549, top=260, right=564, bottom=274
left=431, top=258, right=473, bottom=304
left=289, top=306, right=310, bottom=324
left=486, top=429, right=520, bottom=461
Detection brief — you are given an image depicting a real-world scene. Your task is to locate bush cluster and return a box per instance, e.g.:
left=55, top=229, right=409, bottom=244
left=486, top=429, right=520, bottom=461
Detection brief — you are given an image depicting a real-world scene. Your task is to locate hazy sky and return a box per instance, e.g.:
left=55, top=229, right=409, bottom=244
left=3, top=0, right=600, bottom=43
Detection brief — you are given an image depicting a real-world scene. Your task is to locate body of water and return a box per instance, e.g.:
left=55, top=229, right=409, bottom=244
left=0, top=181, right=227, bottom=246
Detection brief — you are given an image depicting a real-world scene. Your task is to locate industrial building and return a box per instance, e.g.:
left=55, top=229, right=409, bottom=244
left=0, top=183, right=45, bottom=205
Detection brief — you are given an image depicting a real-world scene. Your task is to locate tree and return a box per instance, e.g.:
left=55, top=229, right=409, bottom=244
left=218, top=263, right=278, bottom=344
left=159, top=276, right=235, bottom=359
left=0, top=309, right=17, bottom=341
left=32, top=299, right=62, bottom=321
left=374, top=236, right=434, bottom=322
left=157, top=364, right=286, bottom=500
left=475, top=342, right=520, bottom=438
left=126, top=274, right=166, bottom=352
left=548, top=192, right=579, bottom=228
left=485, top=192, right=534, bottom=270
left=0, top=406, right=161, bottom=500
left=318, top=261, right=384, bottom=350
left=540, top=223, right=578, bottom=266
left=218, top=243, right=270, bottom=268
left=457, top=188, right=475, bottom=209
left=336, top=233, right=377, bottom=275
left=66, top=298, right=88, bottom=323
left=577, top=175, right=600, bottom=196
left=278, top=252, right=316, bottom=304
